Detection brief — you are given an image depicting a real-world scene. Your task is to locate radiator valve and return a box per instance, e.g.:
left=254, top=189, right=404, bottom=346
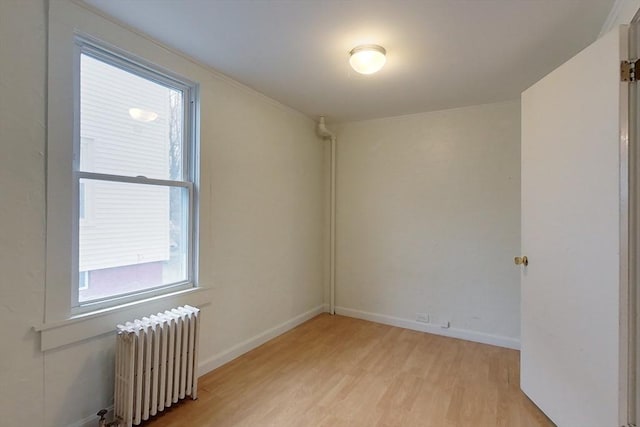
left=97, top=409, right=121, bottom=427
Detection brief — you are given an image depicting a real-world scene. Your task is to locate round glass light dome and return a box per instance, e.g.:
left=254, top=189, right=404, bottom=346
left=129, top=108, right=158, bottom=122
left=349, top=45, right=386, bottom=75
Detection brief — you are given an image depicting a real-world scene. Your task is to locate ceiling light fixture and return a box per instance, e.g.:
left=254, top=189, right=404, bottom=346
left=349, top=44, right=387, bottom=75
left=129, top=108, right=158, bottom=122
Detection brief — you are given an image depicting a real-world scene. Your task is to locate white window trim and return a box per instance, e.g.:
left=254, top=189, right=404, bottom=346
left=42, top=0, right=206, bottom=351
left=35, top=287, right=212, bottom=351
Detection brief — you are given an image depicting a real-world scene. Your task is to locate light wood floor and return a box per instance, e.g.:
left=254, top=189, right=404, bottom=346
left=146, top=314, right=554, bottom=427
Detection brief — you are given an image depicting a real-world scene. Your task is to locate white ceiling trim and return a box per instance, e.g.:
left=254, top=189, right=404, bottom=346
left=599, top=0, right=640, bottom=37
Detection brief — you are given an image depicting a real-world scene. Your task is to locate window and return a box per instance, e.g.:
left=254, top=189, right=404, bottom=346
left=73, top=38, right=199, bottom=309
left=42, top=2, right=208, bottom=350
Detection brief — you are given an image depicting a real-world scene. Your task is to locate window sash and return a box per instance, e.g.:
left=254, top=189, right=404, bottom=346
left=72, top=175, right=195, bottom=311
left=74, top=276, right=194, bottom=312
left=76, top=171, right=194, bottom=189
left=76, top=38, right=195, bottom=184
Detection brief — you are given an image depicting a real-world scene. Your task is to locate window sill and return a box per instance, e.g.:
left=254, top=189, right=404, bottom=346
left=34, top=287, right=213, bottom=351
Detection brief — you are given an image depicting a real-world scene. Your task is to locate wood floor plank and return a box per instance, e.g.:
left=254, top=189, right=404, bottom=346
left=144, top=314, right=555, bottom=427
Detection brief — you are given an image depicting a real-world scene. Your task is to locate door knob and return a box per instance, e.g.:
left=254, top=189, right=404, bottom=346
left=514, top=256, right=528, bottom=266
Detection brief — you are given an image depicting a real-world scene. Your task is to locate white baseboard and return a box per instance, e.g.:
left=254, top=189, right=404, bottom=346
left=323, top=303, right=331, bottom=313
left=335, top=306, right=520, bottom=350
left=69, top=406, right=113, bottom=427
left=197, top=304, right=325, bottom=376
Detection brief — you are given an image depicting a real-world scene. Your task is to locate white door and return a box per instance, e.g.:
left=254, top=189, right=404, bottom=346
left=521, top=26, right=629, bottom=427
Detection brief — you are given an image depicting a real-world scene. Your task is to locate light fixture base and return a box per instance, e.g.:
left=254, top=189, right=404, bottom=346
left=348, top=44, right=386, bottom=57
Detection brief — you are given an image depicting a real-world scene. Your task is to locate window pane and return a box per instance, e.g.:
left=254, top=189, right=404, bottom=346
left=80, top=54, right=184, bottom=180
left=78, top=179, right=189, bottom=303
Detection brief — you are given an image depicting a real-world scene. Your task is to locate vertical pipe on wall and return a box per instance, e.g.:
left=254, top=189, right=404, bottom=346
left=317, top=117, right=336, bottom=315
left=330, top=136, right=336, bottom=315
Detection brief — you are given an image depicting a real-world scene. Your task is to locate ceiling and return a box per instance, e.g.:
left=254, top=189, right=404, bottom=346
left=83, top=0, right=614, bottom=123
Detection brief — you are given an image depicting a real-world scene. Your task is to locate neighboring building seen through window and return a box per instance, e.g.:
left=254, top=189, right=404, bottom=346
left=77, top=46, right=197, bottom=305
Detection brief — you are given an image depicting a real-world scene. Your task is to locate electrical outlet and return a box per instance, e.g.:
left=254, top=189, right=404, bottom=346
left=416, top=313, right=429, bottom=323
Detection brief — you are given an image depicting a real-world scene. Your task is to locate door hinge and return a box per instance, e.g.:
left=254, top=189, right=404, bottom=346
left=622, top=59, right=640, bottom=82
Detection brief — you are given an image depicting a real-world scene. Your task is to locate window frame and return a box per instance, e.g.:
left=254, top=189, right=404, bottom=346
left=70, top=35, right=199, bottom=314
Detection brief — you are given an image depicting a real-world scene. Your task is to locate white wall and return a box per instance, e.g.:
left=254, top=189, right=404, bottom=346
left=334, top=100, right=521, bottom=345
left=0, top=1, right=47, bottom=426
left=0, top=2, right=325, bottom=426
